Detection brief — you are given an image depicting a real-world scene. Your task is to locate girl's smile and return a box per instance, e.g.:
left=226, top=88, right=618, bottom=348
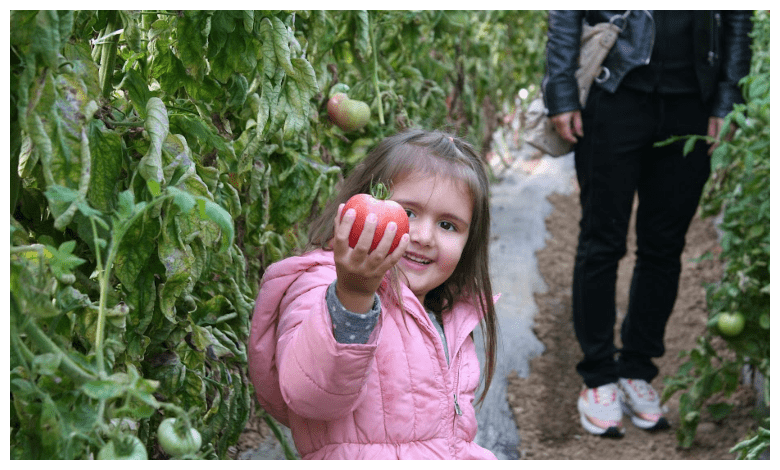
left=390, top=173, right=473, bottom=306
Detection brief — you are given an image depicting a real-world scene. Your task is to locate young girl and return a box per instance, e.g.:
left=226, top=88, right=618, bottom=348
left=248, top=129, right=498, bottom=459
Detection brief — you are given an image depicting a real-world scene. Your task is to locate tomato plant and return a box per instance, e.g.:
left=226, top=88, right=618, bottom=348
left=659, top=10, right=769, bottom=457
left=10, top=10, right=548, bottom=459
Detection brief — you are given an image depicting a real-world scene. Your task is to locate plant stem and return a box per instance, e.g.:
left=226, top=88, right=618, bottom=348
left=369, top=13, right=384, bottom=126
left=21, top=316, right=97, bottom=384
left=99, top=11, right=120, bottom=100
left=91, top=194, right=170, bottom=371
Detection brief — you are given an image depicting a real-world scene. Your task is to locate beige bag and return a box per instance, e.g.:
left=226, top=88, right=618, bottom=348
left=525, top=12, right=629, bottom=157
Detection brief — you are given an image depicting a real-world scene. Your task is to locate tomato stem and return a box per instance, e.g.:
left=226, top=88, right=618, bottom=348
left=369, top=181, right=390, bottom=200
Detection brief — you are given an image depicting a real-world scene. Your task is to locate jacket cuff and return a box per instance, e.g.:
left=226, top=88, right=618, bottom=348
left=543, top=80, right=582, bottom=116
left=711, top=82, right=745, bottom=118
left=326, top=281, right=381, bottom=344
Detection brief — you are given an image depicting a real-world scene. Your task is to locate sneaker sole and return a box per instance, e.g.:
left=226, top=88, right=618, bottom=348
left=621, top=402, right=671, bottom=431
left=578, top=398, right=625, bottom=438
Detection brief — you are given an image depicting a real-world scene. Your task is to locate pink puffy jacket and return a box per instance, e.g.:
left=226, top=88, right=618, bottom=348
left=248, top=249, right=496, bottom=460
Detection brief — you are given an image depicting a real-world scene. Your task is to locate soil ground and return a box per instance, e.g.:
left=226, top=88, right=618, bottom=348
left=233, top=159, right=761, bottom=461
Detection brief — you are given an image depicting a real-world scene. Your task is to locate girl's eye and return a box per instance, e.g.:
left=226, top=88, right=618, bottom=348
left=405, top=209, right=415, bottom=218
left=439, top=221, right=457, bottom=232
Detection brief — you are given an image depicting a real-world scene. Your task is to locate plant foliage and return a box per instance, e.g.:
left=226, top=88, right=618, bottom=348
left=9, top=10, right=548, bottom=459
left=659, top=10, right=769, bottom=456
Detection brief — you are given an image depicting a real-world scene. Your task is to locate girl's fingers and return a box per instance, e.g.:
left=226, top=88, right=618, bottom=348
left=372, top=221, right=400, bottom=258
left=334, top=205, right=353, bottom=240
left=353, top=212, right=378, bottom=253
left=385, top=233, right=410, bottom=265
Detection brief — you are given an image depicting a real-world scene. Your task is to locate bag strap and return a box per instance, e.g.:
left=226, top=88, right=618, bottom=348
left=609, top=11, right=631, bottom=31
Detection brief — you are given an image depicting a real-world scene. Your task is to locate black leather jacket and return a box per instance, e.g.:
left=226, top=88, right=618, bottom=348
left=543, top=10, right=753, bottom=117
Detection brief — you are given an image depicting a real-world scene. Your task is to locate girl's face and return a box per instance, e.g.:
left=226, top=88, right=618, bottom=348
left=390, top=172, right=473, bottom=306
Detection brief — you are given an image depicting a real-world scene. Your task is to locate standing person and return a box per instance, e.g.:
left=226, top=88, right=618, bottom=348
left=543, top=11, right=753, bottom=437
left=247, top=129, right=499, bottom=459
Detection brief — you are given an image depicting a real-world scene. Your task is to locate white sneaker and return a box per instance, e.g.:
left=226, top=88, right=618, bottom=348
left=618, top=378, right=670, bottom=431
left=577, top=383, right=625, bottom=438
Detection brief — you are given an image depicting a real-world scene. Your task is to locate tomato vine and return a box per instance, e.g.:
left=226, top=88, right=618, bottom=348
left=658, top=10, right=770, bottom=458
left=10, top=10, right=547, bottom=459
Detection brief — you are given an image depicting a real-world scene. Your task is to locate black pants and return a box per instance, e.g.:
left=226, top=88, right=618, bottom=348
left=572, top=86, right=712, bottom=388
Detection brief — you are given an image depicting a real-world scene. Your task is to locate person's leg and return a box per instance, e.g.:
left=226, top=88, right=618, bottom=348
left=573, top=87, right=654, bottom=388
left=617, top=93, right=711, bottom=381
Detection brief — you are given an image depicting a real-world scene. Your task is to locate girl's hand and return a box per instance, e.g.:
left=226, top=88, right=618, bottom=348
left=332, top=203, right=410, bottom=313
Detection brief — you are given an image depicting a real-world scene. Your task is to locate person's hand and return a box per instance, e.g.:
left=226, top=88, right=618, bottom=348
left=550, top=110, right=584, bottom=144
left=707, top=116, right=737, bottom=156
left=332, top=203, right=409, bottom=313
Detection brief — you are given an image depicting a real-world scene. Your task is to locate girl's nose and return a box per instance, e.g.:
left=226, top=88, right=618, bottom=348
left=410, top=219, right=433, bottom=246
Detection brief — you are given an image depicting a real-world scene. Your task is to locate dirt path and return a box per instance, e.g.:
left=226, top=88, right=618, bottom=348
left=507, top=186, right=758, bottom=459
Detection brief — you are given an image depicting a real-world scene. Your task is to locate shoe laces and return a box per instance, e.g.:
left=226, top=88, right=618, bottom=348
left=626, top=379, right=657, bottom=401
left=593, top=384, right=620, bottom=405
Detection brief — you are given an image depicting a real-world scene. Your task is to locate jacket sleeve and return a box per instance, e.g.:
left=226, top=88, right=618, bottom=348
left=542, top=10, right=585, bottom=116
left=712, top=10, right=753, bottom=118
left=275, top=266, right=381, bottom=421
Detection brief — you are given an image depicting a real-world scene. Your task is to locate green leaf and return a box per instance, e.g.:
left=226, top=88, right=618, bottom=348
left=87, top=121, right=124, bottom=212
left=242, top=10, right=254, bottom=34
left=158, top=270, right=192, bottom=322
left=114, top=211, right=159, bottom=290
left=177, top=12, right=209, bottom=82
left=353, top=11, right=371, bottom=60
left=270, top=16, right=294, bottom=75
left=44, top=184, right=79, bottom=221
left=168, top=186, right=197, bottom=214
left=197, top=199, right=235, bottom=252
left=707, top=402, right=734, bottom=421
left=116, top=189, right=135, bottom=220
left=710, top=143, right=729, bottom=170
left=191, top=295, right=231, bottom=325
left=682, top=136, right=697, bottom=156
left=82, top=379, right=127, bottom=400
left=31, top=11, right=62, bottom=69
left=138, top=97, right=168, bottom=186
left=118, top=68, right=154, bottom=119
left=226, top=74, right=249, bottom=109
left=748, top=75, right=769, bottom=100
left=32, top=352, right=63, bottom=376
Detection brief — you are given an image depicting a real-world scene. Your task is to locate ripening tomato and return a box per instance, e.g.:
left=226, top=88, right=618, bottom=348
left=342, top=193, right=409, bottom=254
left=327, top=92, right=370, bottom=132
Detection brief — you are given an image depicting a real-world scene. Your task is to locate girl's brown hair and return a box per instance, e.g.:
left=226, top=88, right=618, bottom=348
left=307, top=129, right=497, bottom=405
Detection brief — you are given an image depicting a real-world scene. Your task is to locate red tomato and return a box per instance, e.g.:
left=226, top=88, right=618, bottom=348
left=342, top=194, right=409, bottom=253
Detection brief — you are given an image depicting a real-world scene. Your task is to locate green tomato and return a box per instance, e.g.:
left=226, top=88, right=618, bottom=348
left=157, top=418, right=202, bottom=458
left=717, top=312, right=746, bottom=337
left=97, top=436, right=148, bottom=460
left=759, top=313, right=770, bottom=329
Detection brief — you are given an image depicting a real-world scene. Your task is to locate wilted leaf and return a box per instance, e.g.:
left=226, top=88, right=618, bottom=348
left=138, top=97, right=168, bottom=187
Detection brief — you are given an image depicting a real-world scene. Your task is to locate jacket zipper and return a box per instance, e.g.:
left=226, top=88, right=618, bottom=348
left=452, top=351, right=463, bottom=417
left=643, top=10, right=654, bottom=65
left=709, top=12, right=721, bottom=66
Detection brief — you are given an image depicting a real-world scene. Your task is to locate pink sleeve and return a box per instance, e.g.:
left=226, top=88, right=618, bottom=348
left=276, top=267, right=381, bottom=421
